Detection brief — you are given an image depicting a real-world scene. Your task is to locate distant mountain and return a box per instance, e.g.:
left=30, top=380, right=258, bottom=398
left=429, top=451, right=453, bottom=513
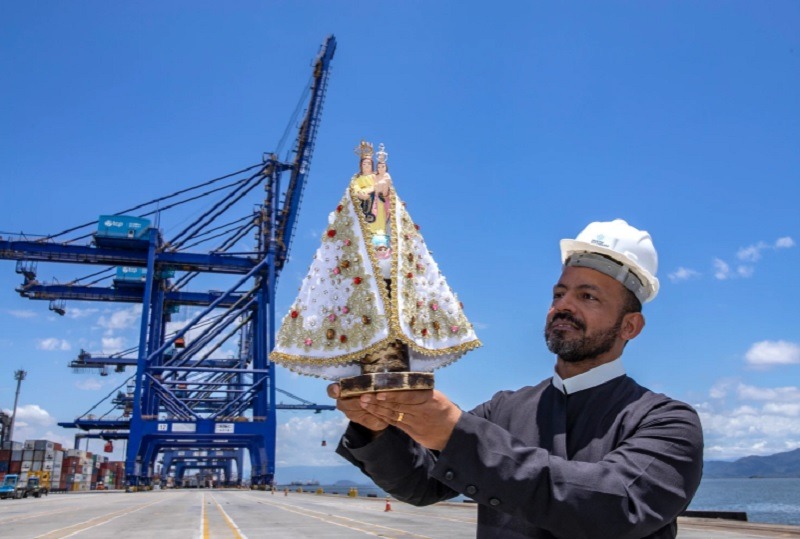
left=704, top=448, right=800, bottom=478
left=274, top=464, right=374, bottom=485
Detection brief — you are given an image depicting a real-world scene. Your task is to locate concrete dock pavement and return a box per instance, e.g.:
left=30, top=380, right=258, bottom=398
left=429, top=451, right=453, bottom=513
left=0, top=489, right=797, bottom=538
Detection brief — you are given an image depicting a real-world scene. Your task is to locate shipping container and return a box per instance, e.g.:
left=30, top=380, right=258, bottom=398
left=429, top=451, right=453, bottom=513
left=96, top=215, right=151, bottom=240
left=9, top=461, right=21, bottom=473
left=11, top=450, right=22, bottom=461
left=33, top=450, right=45, bottom=461
left=0, top=461, right=8, bottom=473
left=33, top=440, right=51, bottom=451
left=21, top=461, right=32, bottom=472
left=23, top=450, right=34, bottom=461
left=114, top=266, right=147, bottom=285
left=1, top=441, right=23, bottom=450
left=0, top=450, right=10, bottom=461
left=24, top=440, right=35, bottom=450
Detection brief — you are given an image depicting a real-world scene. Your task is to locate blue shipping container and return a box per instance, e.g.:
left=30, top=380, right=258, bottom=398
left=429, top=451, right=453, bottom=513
left=97, top=215, right=151, bottom=239
left=115, top=267, right=147, bottom=282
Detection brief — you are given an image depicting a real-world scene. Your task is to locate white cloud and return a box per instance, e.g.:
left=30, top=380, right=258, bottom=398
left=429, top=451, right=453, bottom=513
left=8, top=309, right=37, bottom=319
left=712, top=236, right=795, bottom=283
left=736, top=383, right=800, bottom=402
left=737, top=236, right=794, bottom=261
left=762, top=403, right=800, bottom=416
left=699, top=379, right=800, bottom=459
left=101, top=336, right=126, bottom=354
left=67, top=307, right=99, bottom=320
left=668, top=267, right=701, bottom=283
left=76, top=378, right=104, bottom=390
left=36, top=337, right=71, bottom=351
left=2, top=404, right=57, bottom=428
left=697, top=401, right=800, bottom=459
left=737, top=242, right=768, bottom=262
left=712, top=258, right=730, bottom=280
left=708, top=379, right=735, bottom=399
left=744, top=340, right=800, bottom=368
left=0, top=406, right=72, bottom=448
left=97, top=306, right=141, bottom=334
left=276, top=415, right=349, bottom=466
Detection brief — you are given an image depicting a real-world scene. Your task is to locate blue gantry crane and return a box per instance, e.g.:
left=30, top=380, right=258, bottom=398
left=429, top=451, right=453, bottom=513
left=0, top=36, right=336, bottom=489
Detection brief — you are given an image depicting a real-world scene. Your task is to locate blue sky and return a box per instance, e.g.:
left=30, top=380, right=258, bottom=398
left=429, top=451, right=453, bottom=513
left=1, top=2, right=798, bottom=468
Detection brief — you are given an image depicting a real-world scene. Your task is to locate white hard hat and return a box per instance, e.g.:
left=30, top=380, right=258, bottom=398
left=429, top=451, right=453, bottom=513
left=560, top=219, right=659, bottom=303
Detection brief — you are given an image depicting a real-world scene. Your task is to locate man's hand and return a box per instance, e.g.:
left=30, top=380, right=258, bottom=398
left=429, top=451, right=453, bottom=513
left=327, top=383, right=389, bottom=434
left=358, top=389, right=462, bottom=451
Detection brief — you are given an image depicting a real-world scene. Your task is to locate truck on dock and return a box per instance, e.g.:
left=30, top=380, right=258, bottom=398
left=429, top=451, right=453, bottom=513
left=0, top=474, right=48, bottom=499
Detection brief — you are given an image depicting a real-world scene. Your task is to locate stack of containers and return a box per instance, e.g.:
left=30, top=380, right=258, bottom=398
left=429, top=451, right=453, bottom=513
left=5, top=441, right=24, bottom=482
left=21, top=440, right=63, bottom=490
left=1, top=441, right=127, bottom=491
left=112, top=461, right=126, bottom=489
left=0, top=446, right=11, bottom=482
left=63, top=449, right=94, bottom=491
left=92, top=454, right=109, bottom=488
left=52, top=448, right=64, bottom=490
left=97, top=458, right=119, bottom=489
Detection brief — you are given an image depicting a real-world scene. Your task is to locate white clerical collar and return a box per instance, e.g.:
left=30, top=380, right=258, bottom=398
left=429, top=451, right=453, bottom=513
left=551, top=358, right=626, bottom=395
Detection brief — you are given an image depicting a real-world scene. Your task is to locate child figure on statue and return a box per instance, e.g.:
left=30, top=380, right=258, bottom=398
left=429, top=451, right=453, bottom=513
left=269, top=140, right=480, bottom=396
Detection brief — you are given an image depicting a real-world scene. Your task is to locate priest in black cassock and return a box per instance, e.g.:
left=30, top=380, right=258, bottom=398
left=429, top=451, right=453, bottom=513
left=328, top=218, right=704, bottom=539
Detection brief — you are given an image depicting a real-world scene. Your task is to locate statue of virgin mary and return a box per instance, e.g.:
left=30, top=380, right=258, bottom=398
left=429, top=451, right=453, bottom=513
left=269, top=140, right=481, bottom=395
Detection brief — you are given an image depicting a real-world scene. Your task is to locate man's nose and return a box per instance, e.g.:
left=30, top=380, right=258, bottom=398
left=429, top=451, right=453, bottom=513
left=551, top=294, right=576, bottom=313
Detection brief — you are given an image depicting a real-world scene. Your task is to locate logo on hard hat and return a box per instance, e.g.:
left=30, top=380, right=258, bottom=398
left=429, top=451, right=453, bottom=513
left=591, top=235, right=610, bottom=248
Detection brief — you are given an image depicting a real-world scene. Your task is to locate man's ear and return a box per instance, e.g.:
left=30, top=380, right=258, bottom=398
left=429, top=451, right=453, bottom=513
left=621, top=312, right=645, bottom=342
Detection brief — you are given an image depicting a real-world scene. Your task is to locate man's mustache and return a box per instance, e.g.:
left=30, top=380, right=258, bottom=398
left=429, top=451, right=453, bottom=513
left=548, top=312, right=586, bottom=331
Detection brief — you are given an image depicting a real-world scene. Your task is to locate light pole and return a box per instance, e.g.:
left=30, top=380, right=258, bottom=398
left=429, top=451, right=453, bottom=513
left=8, top=369, right=27, bottom=443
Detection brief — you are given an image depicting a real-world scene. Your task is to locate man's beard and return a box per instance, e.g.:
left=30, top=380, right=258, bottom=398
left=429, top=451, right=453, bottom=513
left=544, top=312, right=623, bottom=363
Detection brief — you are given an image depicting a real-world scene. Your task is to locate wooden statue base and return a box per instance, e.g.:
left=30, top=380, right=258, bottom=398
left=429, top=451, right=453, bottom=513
left=339, top=371, right=434, bottom=398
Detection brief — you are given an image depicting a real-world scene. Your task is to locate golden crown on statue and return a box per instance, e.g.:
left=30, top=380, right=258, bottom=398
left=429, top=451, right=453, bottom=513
left=354, top=140, right=374, bottom=160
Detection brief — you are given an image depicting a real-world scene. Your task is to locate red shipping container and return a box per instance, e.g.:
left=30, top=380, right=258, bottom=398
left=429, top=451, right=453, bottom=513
left=9, top=461, right=21, bottom=473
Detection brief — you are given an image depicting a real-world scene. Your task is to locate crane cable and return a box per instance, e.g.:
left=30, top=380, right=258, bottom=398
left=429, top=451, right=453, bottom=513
left=44, top=163, right=264, bottom=243
left=179, top=216, right=257, bottom=252
left=168, top=170, right=263, bottom=250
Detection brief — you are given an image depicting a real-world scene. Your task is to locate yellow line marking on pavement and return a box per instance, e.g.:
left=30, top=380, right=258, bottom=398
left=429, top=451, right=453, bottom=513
left=209, top=492, right=247, bottom=539
left=35, top=496, right=168, bottom=538
left=240, top=494, right=432, bottom=539
left=201, top=492, right=209, bottom=539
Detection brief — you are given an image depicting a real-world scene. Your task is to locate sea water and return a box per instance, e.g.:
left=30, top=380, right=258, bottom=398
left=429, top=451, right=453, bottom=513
left=307, top=478, right=800, bottom=526
left=688, top=477, right=800, bottom=526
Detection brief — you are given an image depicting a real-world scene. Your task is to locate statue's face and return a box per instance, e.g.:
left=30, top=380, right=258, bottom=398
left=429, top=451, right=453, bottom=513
left=377, top=162, right=387, bottom=174
left=361, top=159, right=373, bottom=175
